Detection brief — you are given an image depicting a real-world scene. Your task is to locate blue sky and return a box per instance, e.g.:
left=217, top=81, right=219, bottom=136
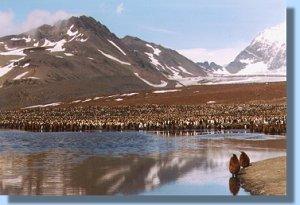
left=0, top=0, right=286, bottom=64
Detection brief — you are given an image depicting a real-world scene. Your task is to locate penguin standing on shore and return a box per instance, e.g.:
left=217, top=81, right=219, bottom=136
left=229, top=154, right=240, bottom=177
left=239, top=151, right=250, bottom=168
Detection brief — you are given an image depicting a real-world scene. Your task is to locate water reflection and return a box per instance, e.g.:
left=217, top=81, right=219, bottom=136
left=229, top=177, right=240, bottom=196
left=0, top=131, right=286, bottom=195
left=0, top=152, right=208, bottom=195
left=70, top=154, right=209, bottom=195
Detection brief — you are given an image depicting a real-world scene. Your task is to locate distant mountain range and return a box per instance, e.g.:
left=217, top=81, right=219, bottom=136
left=196, top=23, right=286, bottom=76
left=196, top=61, right=229, bottom=75
left=0, top=16, right=286, bottom=109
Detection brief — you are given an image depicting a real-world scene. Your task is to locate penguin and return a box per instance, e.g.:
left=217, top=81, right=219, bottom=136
left=239, top=151, right=250, bottom=168
left=229, top=154, right=240, bottom=177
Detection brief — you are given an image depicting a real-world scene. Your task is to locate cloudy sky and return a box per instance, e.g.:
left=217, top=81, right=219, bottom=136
left=0, top=0, right=285, bottom=65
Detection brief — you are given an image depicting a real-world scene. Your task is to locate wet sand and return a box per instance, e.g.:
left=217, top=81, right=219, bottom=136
left=239, top=156, right=286, bottom=195
left=220, top=138, right=286, bottom=150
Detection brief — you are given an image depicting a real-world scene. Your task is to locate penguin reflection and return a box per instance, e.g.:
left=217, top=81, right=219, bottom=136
left=229, top=177, right=241, bottom=196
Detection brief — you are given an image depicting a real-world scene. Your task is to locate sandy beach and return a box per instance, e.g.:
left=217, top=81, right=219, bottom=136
left=238, top=156, right=286, bottom=195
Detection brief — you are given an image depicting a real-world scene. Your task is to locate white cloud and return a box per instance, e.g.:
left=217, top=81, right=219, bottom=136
left=116, top=3, right=124, bottom=14
left=21, top=10, right=73, bottom=32
left=177, top=44, right=247, bottom=66
left=0, top=10, right=15, bottom=36
left=0, top=10, right=73, bottom=37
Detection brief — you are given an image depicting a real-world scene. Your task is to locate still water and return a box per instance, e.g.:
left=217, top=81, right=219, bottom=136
left=0, top=130, right=286, bottom=195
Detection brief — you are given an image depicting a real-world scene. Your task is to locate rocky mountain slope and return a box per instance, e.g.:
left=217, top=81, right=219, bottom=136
left=226, top=23, right=286, bottom=75
left=0, top=16, right=207, bottom=109
left=121, top=36, right=207, bottom=87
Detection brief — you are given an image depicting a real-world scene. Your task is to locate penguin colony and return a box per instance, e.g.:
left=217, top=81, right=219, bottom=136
left=0, top=104, right=286, bottom=133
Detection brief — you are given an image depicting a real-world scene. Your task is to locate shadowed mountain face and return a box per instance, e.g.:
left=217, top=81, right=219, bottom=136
left=0, top=16, right=207, bottom=109
left=196, top=61, right=225, bottom=74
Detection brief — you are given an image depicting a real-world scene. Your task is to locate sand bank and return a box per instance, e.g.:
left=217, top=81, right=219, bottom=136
left=239, top=156, right=286, bottom=195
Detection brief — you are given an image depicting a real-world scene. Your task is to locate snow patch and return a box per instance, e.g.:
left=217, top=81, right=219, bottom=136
left=0, top=57, right=24, bottom=77
left=153, top=89, right=180, bottom=94
left=82, top=98, right=92, bottom=102
left=11, top=36, right=31, bottom=43
left=107, top=94, right=120, bottom=98
left=145, top=52, right=163, bottom=69
left=108, top=39, right=126, bottom=56
left=0, top=48, right=26, bottom=56
left=164, top=65, right=204, bottom=86
left=27, top=77, right=40, bottom=79
left=146, top=44, right=161, bottom=55
left=11, top=38, right=21, bottom=41
left=203, top=75, right=286, bottom=85
left=67, top=25, right=78, bottom=37
left=120, top=93, right=138, bottom=97
left=134, top=72, right=167, bottom=88
left=98, top=49, right=131, bottom=65
left=115, top=98, right=123, bottom=101
left=175, top=83, right=183, bottom=88
left=78, top=38, right=88, bottom=42
left=64, top=53, right=74, bottom=56
left=23, top=36, right=32, bottom=43
left=46, top=39, right=66, bottom=52
left=67, top=26, right=88, bottom=42
left=177, top=66, right=193, bottom=75
left=23, top=102, right=61, bottom=109
left=42, top=39, right=56, bottom=47
left=210, top=67, right=231, bottom=75
left=93, top=97, right=104, bottom=100
left=13, top=71, right=29, bottom=80
left=22, top=63, right=30, bottom=68
left=234, top=62, right=285, bottom=76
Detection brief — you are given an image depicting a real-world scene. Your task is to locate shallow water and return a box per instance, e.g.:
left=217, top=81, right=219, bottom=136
left=0, top=130, right=286, bottom=195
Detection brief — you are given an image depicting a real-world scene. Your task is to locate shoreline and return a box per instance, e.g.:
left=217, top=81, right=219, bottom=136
left=0, top=127, right=286, bottom=135
left=238, top=156, right=286, bottom=195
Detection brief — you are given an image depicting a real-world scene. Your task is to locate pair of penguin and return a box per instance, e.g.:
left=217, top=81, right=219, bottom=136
left=229, top=151, right=250, bottom=177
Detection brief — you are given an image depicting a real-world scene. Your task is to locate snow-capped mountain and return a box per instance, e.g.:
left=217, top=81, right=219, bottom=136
left=0, top=16, right=207, bottom=109
left=226, top=23, right=286, bottom=75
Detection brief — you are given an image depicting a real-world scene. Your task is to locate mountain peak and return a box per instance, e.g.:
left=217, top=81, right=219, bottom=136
left=196, top=61, right=227, bottom=75
left=61, top=15, right=109, bottom=32
left=252, top=22, right=286, bottom=46
left=67, top=15, right=100, bottom=26
left=226, top=22, right=286, bottom=75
